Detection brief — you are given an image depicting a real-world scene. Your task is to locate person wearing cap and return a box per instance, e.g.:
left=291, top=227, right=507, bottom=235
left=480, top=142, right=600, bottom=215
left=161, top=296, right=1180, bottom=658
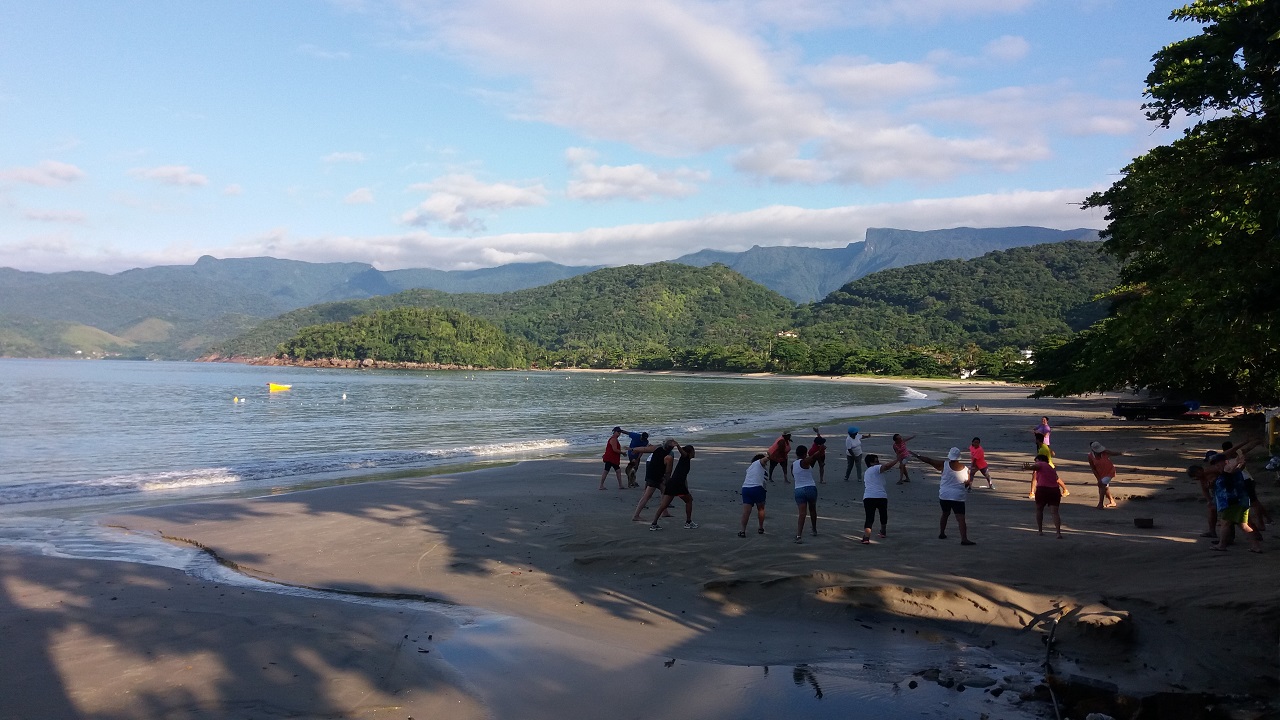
left=1030, top=451, right=1064, bottom=538
left=912, top=447, right=976, bottom=545
left=599, top=426, right=625, bottom=490
left=767, top=431, right=793, bottom=484
left=1087, top=441, right=1124, bottom=509
left=844, top=426, right=871, bottom=483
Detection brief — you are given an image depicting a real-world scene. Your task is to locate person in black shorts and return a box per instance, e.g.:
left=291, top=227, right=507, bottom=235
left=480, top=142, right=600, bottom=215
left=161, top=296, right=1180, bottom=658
left=649, top=445, right=698, bottom=530
left=631, top=438, right=677, bottom=522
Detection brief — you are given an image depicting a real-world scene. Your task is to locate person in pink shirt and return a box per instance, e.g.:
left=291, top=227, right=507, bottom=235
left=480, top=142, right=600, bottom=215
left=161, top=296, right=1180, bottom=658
left=1087, top=441, right=1124, bottom=509
left=891, top=433, right=915, bottom=484
left=969, top=437, right=993, bottom=489
left=1031, top=451, right=1064, bottom=538
left=1033, top=417, right=1052, bottom=445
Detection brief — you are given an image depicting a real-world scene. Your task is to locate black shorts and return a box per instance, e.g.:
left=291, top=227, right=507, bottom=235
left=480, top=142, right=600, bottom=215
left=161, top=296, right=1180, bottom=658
left=603, top=460, right=620, bottom=471
left=663, top=480, right=689, bottom=497
left=939, top=499, right=966, bottom=515
left=645, top=474, right=664, bottom=489
left=1035, top=486, right=1061, bottom=507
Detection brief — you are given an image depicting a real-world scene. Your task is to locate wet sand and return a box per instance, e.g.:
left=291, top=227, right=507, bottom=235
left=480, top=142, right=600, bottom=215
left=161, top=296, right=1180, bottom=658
left=4, top=382, right=1277, bottom=718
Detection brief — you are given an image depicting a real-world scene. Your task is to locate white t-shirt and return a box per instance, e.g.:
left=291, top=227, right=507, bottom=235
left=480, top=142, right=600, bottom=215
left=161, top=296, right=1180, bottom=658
left=792, top=459, right=816, bottom=489
left=742, top=460, right=767, bottom=488
left=863, top=465, right=887, bottom=499
left=845, top=433, right=864, bottom=455
left=938, top=462, right=970, bottom=501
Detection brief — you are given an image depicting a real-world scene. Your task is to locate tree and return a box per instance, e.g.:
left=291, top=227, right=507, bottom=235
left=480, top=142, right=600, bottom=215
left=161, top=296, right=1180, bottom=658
left=1038, top=0, right=1280, bottom=402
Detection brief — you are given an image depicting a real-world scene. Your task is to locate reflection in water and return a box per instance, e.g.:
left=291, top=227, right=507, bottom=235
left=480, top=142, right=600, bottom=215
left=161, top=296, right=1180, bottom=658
left=793, top=664, right=824, bottom=699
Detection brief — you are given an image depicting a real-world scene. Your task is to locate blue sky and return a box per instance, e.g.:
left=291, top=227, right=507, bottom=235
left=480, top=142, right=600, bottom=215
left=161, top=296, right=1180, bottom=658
left=0, top=0, right=1196, bottom=273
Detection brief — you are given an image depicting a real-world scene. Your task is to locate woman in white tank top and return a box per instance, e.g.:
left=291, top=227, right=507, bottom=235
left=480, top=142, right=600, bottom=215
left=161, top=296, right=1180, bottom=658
left=792, top=445, right=819, bottom=543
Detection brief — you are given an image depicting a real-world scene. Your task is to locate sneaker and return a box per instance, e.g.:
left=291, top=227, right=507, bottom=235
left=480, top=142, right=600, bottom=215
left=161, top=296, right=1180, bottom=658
left=794, top=535, right=803, bottom=544
left=683, top=522, right=699, bottom=529
left=860, top=537, right=871, bottom=545
left=649, top=524, right=662, bottom=531
left=737, top=531, right=747, bottom=538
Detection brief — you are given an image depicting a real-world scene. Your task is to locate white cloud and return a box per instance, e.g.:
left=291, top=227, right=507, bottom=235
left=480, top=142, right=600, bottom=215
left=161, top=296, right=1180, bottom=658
left=23, top=209, right=87, bottom=224
left=222, top=183, right=244, bottom=196
left=0, top=160, right=86, bottom=186
left=911, top=85, right=1141, bottom=140
left=322, top=151, right=367, bottom=164
left=213, top=187, right=1103, bottom=271
left=129, top=165, right=209, bottom=187
left=984, top=35, right=1030, bottom=62
left=565, top=148, right=708, bottom=201
left=344, top=187, right=375, bottom=204
left=402, top=173, right=547, bottom=230
left=392, top=0, right=1060, bottom=186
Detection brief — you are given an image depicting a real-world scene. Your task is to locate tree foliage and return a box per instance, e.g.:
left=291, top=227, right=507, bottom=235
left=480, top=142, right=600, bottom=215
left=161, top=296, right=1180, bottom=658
left=1037, top=0, right=1280, bottom=402
left=278, top=307, right=534, bottom=368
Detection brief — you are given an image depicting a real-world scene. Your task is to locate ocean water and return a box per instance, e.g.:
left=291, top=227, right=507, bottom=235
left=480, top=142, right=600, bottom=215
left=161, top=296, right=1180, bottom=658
left=0, top=358, right=929, bottom=511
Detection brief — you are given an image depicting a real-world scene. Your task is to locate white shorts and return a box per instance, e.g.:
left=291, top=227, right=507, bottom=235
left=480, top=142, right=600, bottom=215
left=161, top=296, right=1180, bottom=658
left=1097, top=476, right=1113, bottom=486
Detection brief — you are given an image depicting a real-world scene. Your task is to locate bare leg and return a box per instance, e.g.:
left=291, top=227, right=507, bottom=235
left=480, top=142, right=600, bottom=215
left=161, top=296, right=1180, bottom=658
left=957, top=514, right=972, bottom=544
left=938, top=509, right=950, bottom=539
left=650, top=495, right=674, bottom=527
left=1036, top=504, right=1045, bottom=535
left=598, top=467, right=608, bottom=490
left=1104, top=484, right=1116, bottom=508
left=757, top=505, right=766, bottom=533
left=631, top=487, right=656, bottom=521
left=796, top=504, right=807, bottom=540
left=615, top=468, right=624, bottom=489
left=808, top=502, right=818, bottom=535
left=739, top=504, right=752, bottom=535
left=682, top=496, right=694, bottom=523
left=1213, top=519, right=1231, bottom=550
left=1051, top=506, right=1062, bottom=538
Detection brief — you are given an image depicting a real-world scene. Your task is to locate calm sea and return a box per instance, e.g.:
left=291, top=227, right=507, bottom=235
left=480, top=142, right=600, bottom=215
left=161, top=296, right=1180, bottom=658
left=0, top=359, right=930, bottom=512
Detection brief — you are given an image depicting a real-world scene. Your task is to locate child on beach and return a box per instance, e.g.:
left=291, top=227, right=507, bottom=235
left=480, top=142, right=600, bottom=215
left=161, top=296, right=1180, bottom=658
left=969, top=437, right=993, bottom=489
left=1087, top=441, right=1123, bottom=508
left=738, top=453, right=768, bottom=537
left=892, top=433, right=915, bottom=484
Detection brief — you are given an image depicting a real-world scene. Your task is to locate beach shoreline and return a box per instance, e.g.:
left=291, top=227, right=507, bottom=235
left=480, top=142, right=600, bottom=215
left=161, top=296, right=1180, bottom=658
left=4, top=382, right=1277, bottom=718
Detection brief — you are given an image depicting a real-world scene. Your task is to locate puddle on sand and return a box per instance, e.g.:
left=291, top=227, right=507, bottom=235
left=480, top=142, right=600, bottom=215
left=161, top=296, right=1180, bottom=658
left=438, top=615, right=1047, bottom=720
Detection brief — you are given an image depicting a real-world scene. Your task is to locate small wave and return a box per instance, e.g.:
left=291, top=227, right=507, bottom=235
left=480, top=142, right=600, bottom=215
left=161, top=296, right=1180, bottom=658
left=901, top=387, right=929, bottom=399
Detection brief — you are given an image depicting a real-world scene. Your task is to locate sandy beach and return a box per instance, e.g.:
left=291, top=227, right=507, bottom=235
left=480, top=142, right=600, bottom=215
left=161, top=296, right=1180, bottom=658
left=3, top=382, right=1277, bottom=719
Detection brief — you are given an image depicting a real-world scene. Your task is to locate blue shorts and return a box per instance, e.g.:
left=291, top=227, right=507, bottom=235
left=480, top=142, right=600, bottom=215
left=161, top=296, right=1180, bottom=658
left=794, top=486, right=817, bottom=504
left=742, top=486, right=766, bottom=506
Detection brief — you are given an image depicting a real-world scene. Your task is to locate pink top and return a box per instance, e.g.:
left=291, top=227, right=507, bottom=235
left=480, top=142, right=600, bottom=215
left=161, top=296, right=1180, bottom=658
left=969, top=445, right=987, bottom=470
left=893, top=438, right=909, bottom=459
left=1035, top=423, right=1051, bottom=445
left=1033, top=460, right=1059, bottom=488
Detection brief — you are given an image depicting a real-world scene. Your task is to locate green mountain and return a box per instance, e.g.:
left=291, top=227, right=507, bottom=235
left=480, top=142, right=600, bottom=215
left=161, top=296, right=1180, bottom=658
left=796, top=240, right=1120, bottom=351
left=676, top=226, right=1100, bottom=302
left=213, top=263, right=795, bottom=368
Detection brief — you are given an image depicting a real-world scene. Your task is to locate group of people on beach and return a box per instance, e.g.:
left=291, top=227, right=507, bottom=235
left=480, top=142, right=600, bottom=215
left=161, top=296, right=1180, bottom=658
left=600, top=416, right=1270, bottom=553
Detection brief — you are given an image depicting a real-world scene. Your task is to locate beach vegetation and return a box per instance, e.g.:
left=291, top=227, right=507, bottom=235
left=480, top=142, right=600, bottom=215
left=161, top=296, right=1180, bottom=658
left=1034, top=0, right=1280, bottom=402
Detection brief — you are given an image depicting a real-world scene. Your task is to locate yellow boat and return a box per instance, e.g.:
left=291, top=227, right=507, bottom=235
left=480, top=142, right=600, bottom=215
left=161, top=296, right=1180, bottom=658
left=267, top=382, right=292, bottom=392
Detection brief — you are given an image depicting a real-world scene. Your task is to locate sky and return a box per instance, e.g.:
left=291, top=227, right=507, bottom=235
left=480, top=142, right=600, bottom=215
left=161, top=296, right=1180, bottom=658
left=0, top=0, right=1198, bottom=274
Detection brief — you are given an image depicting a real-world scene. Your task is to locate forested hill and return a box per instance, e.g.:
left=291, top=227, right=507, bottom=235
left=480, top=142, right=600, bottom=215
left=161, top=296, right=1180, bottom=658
left=211, top=263, right=796, bottom=367
left=797, top=240, right=1120, bottom=351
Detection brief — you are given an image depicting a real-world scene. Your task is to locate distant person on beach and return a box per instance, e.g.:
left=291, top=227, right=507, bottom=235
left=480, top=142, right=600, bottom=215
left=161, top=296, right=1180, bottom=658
left=1187, top=460, right=1225, bottom=539
left=1034, top=417, right=1052, bottom=445
left=739, top=453, right=769, bottom=537
left=624, top=430, right=649, bottom=488
left=599, top=427, right=625, bottom=490
left=859, top=453, right=903, bottom=544
left=630, top=438, right=678, bottom=522
left=1087, top=441, right=1123, bottom=508
left=913, top=448, right=975, bottom=545
left=1031, top=451, right=1064, bottom=538
left=811, top=427, right=828, bottom=483
left=892, top=433, right=915, bottom=484
left=767, top=431, right=792, bottom=484
left=648, top=445, right=698, bottom=531
left=969, top=437, right=993, bottom=489
left=792, top=445, right=819, bottom=543
left=844, top=426, right=870, bottom=483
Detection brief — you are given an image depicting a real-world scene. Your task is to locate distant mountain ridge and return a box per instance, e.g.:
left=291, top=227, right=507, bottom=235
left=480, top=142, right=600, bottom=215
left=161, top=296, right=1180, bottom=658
left=0, top=226, right=1099, bottom=358
left=675, top=226, right=1100, bottom=302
